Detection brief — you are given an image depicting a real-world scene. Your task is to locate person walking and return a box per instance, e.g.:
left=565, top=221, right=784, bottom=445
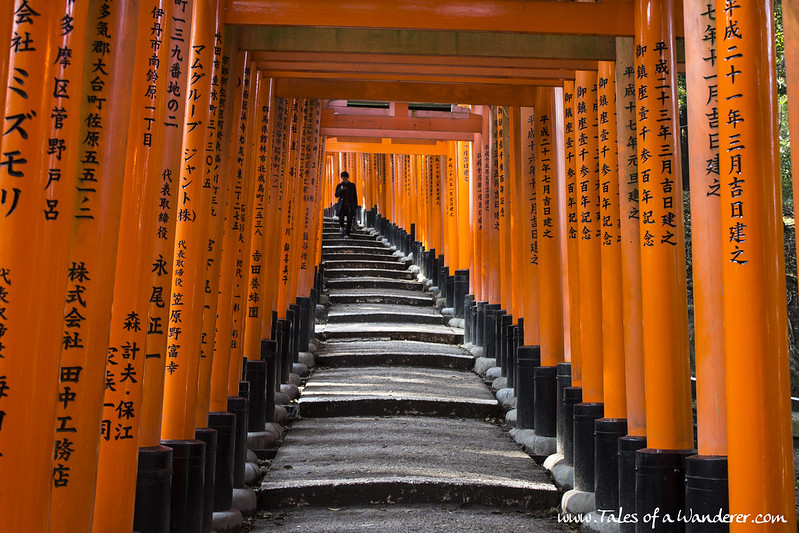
left=335, top=171, right=358, bottom=238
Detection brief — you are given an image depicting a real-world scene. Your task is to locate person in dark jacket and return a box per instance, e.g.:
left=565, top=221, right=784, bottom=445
left=335, top=171, right=358, bottom=237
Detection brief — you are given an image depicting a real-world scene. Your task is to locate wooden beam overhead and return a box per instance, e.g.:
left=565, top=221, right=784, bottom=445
left=319, top=108, right=481, bottom=141
left=227, top=0, right=638, bottom=37
left=275, top=78, right=553, bottom=106
left=326, top=138, right=452, bottom=156
left=257, top=69, right=572, bottom=85
left=251, top=51, right=600, bottom=71
left=239, top=27, right=619, bottom=61
left=254, top=61, right=577, bottom=82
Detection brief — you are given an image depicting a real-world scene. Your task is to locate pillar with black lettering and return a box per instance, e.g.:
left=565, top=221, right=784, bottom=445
left=0, top=3, right=84, bottom=530
left=715, top=0, right=796, bottom=528
left=138, top=0, right=193, bottom=450
left=161, top=0, right=218, bottom=441
left=91, top=6, right=175, bottom=529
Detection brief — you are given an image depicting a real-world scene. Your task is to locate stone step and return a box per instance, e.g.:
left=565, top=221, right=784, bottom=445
left=258, top=416, right=558, bottom=509
left=325, top=278, right=424, bottom=292
left=322, top=252, right=399, bottom=263
left=323, top=242, right=392, bottom=251
left=249, top=504, right=571, bottom=532
left=315, top=339, right=474, bottom=370
left=326, top=303, right=441, bottom=323
left=297, top=367, right=498, bottom=419
left=317, top=322, right=463, bottom=345
left=324, top=268, right=416, bottom=280
left=322, top=236, right=385, bottom=246
left=327, top=288, right=433, bottom=307
left=323, top=259, right=409, bottom=271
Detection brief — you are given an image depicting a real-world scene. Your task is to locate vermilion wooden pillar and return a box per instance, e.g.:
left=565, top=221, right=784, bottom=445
left=161, top=0, right=218, bottom=442
left=139, top=0, right=193, bottom=450
left=562, top=80, right=582, bottom=387
left=634, top=0, right=695, bottom=523
left=715, top=0, right=796, bottom=529
left=195, top=11, right=233, bottom=431
left=210, top=51, right=252, bottom=414
left=614, top=37, right=648, bottom=526
left=0, top=2, right=85, bottom=530
left=92, top=4, right=171, bottom=530
left=683, top=0, right=729, bottom=527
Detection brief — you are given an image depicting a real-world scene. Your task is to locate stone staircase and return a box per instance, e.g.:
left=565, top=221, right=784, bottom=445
left=250, top=218, right=569, bottom=531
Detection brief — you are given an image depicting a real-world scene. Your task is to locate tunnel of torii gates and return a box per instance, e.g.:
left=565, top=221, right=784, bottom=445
left=0, top=0, right=798, bottom=531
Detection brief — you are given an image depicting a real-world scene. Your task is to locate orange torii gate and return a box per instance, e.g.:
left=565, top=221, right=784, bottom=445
left=0, top=0, right=796, bottom=532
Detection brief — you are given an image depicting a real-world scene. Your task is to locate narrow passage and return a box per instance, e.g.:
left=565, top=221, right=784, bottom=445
left=249, top=218, right=571, bottom=532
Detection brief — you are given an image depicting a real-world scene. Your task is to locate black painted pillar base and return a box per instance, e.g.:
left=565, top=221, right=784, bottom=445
left=208, top=412, right=236, bottom=512
left=533, top=366, right=558, bottom=437
left=475, top=301, right=487, bottom=347
left=463, top=295, right=474, bottom=342
left=594, top=418, right=627, bottom=512
left=685, top=455, right=728, bottom=533
left=572, top=402, right=603, bottom=492
left=483, top=304, right=501, bottom=358
left=618, top=435, right=647, bottom=533
left=556, top=363, right=571, bottom=455
left=561, top=385, right=581, bottom=466
left=195, top=427, right=217, bottom=533
left=515, top=346, right=540, bottom=430
left=262, top=339, right=278, bottom=424
left=134, top=445, right=173, bottom=533
left=635, top=448, right=695, bottom=533
left=245, top=360, right=267, bottom=432
left=497, top=313, right=511, bottom=376
left=505, top=324, right=517, bottom=392
left=163, top=439, right=205, bottom=533
left=454, top=271, right=469, bottom=318
left=227, top=396, right=248, bottom=489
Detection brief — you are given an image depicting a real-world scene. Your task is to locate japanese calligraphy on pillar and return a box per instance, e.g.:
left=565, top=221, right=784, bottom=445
left=521, top=107, right=538, bottom=265
left=635, top=38, right=681, bottom=249
left=246, top=77, right=269, bottom=323
left=563, top=82, right=579, bottom=242
left=446, top=152, right=456, bottom=219
left=617, top=51, right=639, bottom=221
left=228, top=64, right=254, bottom=356
left=598, top=65, right=621, bottom=247
left=717, top=0, right=747, bottom=265
left=575, top=73, right=600, bottom=243
left=492, top=108, right=501, bottom=231
left=45, top=0, right=89, bottom=490
left=537, top=105, right=554, bottom=241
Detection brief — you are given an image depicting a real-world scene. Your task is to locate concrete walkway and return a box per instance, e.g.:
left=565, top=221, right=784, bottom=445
left=250, top=219, right=569, bottom=532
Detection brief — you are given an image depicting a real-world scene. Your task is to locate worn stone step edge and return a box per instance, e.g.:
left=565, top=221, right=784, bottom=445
left=325, top=311, right=442, bottom=325
left=325, top=269, right=415, bottom=280
left=323, top=260, right=409, bottom=271
left=297, top=397, right=499, bottom=419
left=327, top=295, right=434, bottom=307
left=319, top=329, right=463, bottom=345
left=315, top=352, right=474, bottom=370
left=258, top=477, right=559, bottom=510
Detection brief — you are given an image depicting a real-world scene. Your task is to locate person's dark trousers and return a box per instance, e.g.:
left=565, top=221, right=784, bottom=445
left=339, top=205, right=354, bottom=235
